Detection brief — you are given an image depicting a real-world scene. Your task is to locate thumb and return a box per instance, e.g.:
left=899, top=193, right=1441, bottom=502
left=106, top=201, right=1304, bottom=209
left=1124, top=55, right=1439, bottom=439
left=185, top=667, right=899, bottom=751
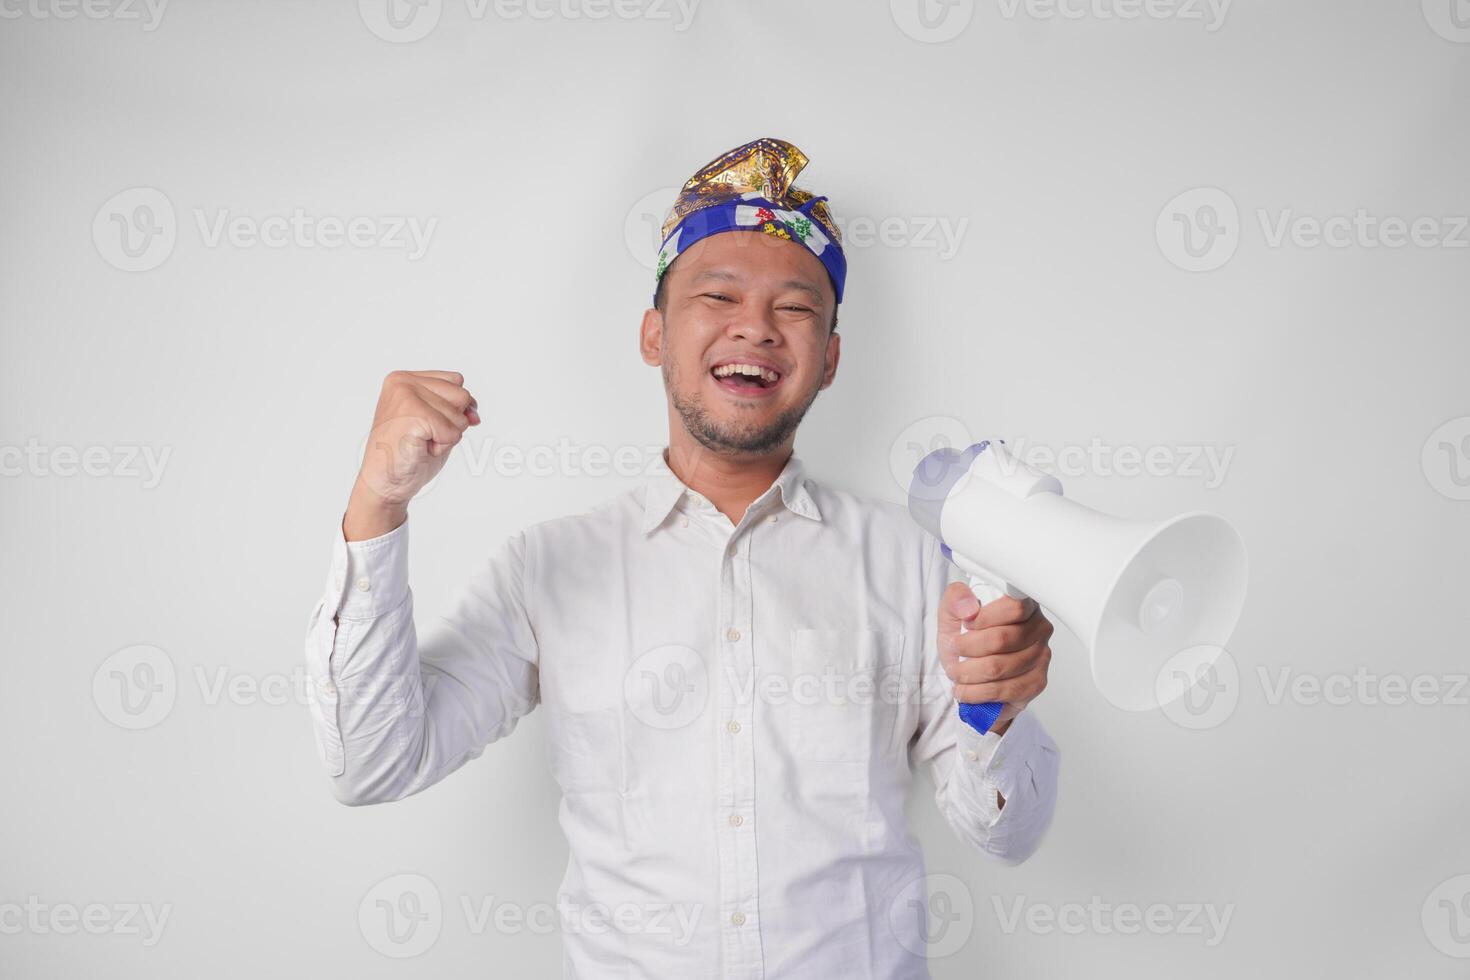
left=937, top=580, right=981, bottom=635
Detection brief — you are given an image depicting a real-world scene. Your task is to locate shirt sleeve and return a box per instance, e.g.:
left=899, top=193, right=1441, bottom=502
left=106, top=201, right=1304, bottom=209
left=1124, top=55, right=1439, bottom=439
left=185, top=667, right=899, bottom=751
left=302, top=517, right=541, bottom=805
left=907, top=534, right=1060, bottom=864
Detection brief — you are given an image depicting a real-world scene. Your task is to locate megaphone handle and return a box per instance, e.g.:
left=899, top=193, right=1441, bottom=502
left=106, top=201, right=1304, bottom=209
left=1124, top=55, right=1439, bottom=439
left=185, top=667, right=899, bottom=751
left=956, top=574, right=1026, bottom=735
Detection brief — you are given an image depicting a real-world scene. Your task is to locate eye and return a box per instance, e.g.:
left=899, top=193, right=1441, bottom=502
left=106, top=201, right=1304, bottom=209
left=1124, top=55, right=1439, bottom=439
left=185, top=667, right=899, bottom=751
left=702, top=292, right=734, bottom=303
left=780, top=304, right=814, bottom=315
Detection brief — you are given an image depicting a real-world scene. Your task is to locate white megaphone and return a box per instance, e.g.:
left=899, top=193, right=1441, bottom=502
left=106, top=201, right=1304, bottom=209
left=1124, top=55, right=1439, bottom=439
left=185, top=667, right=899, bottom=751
left=908, top=440, right=1248, bottom=733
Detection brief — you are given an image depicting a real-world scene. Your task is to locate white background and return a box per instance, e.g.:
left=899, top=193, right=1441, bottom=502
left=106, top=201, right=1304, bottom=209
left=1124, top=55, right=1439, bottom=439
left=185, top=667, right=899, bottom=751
left=1, top=0, right=1467, bottom=976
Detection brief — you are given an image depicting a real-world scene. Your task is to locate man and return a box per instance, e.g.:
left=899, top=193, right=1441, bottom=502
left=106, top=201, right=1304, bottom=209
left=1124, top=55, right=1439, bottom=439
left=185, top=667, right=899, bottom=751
left=303, top=137, right=1059, bottom=978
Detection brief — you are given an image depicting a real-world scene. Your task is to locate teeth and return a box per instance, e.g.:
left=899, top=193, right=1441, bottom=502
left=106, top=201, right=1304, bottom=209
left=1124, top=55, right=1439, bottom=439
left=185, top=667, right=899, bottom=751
left=713, top=363, right=780, bottom=383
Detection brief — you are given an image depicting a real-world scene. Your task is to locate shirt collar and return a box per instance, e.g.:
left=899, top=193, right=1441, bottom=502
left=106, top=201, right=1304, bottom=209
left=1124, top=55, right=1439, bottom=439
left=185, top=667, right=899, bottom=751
left=641, top=448, right=823, bottom=533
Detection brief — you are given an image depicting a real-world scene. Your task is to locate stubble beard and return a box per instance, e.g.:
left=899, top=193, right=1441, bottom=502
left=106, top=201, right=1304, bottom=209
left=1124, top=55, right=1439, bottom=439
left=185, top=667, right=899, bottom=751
left=664, top=358, right=820, bottom=456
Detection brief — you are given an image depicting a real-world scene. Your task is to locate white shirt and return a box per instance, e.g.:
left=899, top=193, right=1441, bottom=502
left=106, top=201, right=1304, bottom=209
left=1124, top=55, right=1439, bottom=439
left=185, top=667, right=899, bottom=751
left=303, top=450, right=1059, bottom=979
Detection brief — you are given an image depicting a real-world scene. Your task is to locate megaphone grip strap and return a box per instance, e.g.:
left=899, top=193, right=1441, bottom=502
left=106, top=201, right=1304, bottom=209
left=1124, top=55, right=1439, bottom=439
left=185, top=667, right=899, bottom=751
left=958, top=700, right=1004, bottom=735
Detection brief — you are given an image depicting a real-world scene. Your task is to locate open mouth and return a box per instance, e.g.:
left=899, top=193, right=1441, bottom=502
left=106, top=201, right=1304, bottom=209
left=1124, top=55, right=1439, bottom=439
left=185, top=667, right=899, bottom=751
left=710, top=361, right=783, bottom=395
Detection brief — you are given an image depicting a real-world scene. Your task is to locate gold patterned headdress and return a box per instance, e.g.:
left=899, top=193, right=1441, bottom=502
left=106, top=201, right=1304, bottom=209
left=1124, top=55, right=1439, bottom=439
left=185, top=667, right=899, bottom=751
left=654, top=137, right=846, bottom=304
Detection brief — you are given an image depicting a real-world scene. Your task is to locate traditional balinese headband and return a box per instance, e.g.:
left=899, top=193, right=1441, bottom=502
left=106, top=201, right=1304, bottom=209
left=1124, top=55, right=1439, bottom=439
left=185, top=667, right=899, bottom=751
left=654, top=136, right=847, bottom=305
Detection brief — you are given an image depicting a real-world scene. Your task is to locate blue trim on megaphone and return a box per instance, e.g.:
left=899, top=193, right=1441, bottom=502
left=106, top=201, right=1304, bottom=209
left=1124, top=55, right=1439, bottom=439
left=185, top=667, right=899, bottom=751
left=958, top=700, right=1004, bottom=735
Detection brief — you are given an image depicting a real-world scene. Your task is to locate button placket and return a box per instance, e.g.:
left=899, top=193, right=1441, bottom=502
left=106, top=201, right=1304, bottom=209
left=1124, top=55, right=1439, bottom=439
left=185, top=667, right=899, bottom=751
left=715, top=528, right=762, bottom=976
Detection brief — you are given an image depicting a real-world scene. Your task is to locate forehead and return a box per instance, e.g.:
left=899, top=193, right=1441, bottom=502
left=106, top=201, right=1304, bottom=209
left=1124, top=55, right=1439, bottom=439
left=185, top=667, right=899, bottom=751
left=669, top=232, right=834, bottom=303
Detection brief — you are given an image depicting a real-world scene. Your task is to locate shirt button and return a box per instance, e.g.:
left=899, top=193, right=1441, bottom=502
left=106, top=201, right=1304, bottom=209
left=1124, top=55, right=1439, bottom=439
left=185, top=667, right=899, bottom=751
left=679, top=516, right=689, bottom=528
left=726, top=720, right=741, bottom=734
left=767, top=514, right=778, bottom=523
left=355, top=577, right=370, bottom=592
left=964, top=749, right=979, bottom=762
left=727, top=545, right=738, bottom=557
left=730, top=911, right=746, bottom=926
left=726, top=628, right=741, bottom=642
left=728, top=813, right=743, bottom=827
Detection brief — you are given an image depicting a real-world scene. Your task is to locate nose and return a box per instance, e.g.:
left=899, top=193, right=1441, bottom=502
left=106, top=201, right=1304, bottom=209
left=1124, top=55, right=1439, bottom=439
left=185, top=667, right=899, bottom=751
left=726, top=305, right=779, bottom=346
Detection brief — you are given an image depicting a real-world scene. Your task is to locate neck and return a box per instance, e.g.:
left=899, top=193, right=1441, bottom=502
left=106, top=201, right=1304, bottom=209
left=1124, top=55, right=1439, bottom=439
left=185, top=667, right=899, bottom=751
left=665, top=425, right=793, bottom=525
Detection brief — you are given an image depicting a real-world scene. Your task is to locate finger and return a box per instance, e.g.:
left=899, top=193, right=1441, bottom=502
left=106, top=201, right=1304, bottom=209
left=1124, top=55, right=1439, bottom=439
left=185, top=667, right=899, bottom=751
left=395, top=397, right=464, bottom=456
left=937, top=581, right=981, bottom=636
left=413, top=376, right=477, bottom=414
left=970, top=595, right=1039, bottom=630
left=954, top=653, right=1050, bottom=705
left=944, top=615, right=1053, bottom=660
left=406, top=370, right=465, bottom=385
left=416, top=389, right=473, bottom=433
left=946, top=642, right=1049, bottom=686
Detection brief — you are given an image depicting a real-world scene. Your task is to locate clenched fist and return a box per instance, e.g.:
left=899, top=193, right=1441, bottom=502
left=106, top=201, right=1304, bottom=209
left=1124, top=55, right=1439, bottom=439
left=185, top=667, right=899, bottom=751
left=937, top=582, right=1054, bottom=736
left=343, top=370, right=480, bottom=541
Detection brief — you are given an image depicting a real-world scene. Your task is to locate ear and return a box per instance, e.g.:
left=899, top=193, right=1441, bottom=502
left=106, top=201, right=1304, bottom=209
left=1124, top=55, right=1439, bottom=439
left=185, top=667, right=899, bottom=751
left=639, top=306, right=664, bottom=367
left=818, top=326, right=841, bottom=390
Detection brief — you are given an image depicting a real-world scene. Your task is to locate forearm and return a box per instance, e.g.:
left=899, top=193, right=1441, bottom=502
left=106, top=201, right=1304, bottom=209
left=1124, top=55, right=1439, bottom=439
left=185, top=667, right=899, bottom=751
left=343, top=478, right=409, bottom=542
left=303, top=520, right=538, bottom=805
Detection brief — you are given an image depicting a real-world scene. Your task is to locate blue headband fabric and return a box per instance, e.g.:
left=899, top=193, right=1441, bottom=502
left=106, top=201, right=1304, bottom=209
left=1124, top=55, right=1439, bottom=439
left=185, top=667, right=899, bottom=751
left=653, top=191, right=848, bottom=306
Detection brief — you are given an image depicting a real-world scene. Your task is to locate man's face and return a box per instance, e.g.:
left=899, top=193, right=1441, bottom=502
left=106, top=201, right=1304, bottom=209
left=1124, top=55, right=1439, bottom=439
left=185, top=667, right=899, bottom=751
left=640, top=231, right=841, bottom=457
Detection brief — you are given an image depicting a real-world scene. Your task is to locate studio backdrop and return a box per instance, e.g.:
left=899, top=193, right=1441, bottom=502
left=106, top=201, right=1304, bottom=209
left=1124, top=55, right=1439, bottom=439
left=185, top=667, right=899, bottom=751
left=1, top=1, right=1466, bottom=977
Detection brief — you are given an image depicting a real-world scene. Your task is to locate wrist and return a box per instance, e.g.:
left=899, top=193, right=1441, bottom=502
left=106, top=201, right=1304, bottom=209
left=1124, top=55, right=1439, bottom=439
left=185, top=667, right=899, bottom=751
left=343, top=479, right=409, bottom=541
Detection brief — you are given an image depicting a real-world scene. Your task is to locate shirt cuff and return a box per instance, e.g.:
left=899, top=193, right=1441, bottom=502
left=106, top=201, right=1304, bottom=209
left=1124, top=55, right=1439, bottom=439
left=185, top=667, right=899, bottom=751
left=953, top=705, right=1043, bottom=814
left=326, top=518, right=411, bottom=621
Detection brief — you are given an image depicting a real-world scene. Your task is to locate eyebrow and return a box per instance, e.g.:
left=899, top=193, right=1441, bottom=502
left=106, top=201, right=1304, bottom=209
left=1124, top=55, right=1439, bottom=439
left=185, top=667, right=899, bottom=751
left=689, top=268, right=825, bottom=304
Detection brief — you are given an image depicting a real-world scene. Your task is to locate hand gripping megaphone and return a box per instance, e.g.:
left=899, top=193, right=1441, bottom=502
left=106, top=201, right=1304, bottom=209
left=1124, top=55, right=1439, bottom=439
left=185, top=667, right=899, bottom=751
left=908, top=440, right=1248, bottom=733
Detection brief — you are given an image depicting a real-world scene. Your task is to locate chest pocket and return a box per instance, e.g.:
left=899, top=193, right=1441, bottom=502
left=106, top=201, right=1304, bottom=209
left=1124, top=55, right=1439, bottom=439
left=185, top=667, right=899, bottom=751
left=788, top=628, right=906, bottom=764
